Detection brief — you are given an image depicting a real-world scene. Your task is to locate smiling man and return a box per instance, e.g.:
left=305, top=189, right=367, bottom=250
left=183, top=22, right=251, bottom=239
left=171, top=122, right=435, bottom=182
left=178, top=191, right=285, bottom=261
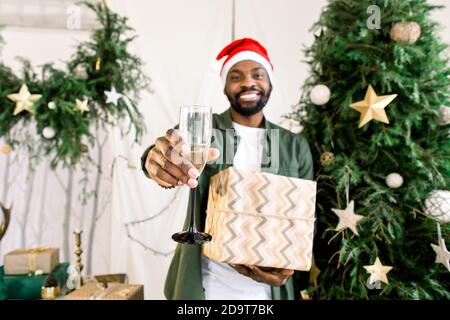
left=141, top=38, right=314, bottom=300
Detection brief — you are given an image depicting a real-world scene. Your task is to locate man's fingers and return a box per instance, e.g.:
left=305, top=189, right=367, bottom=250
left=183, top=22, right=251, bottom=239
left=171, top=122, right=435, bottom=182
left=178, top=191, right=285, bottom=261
left=153, top=151, right=198, bottom=187
left=155, top=137, right=178, bottom=160
left=277, top=269, right=295, bottom=277
left=229, top=264, right=252, bottom=277
left=147, top=159, right=179, bottom=187
left=207, top=148, right=220, bottom=162
left=249, top=266, right=292, bottom=286
left=152, top=150, right=188, bottom=184
left=155, top=136, right=199, bottom=180
left=166, top=129, right=190, bottom=154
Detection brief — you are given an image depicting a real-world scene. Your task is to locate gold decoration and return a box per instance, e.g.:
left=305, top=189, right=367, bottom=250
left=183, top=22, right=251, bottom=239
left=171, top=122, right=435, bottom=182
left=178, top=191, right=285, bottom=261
left=80, top=143, right=89, bottom=153
left=363, top=257, right=393, bottom=285
left=390, top=21, right=421, bottom=44
left=0, top=202, right=12, bottom=241
left=75, top=98, right=89, bottom=114
left=41, top=286, right=60, bottom=300
left=1, top=144, right=13, bottom=155
left=350, top=84, right=397, bottom=128
left=300, top=290, right=312, bottom=300
left=74, top=229, right=84, bottom=287
left=320, top=152, right=334, bottom=166
left=7, top=84, right=42, bottom=116
left=331, top=200, right=364, bottom=236
left=309, top=256, right=321, bottom=288
left=95, top=57, right=101, bottom=71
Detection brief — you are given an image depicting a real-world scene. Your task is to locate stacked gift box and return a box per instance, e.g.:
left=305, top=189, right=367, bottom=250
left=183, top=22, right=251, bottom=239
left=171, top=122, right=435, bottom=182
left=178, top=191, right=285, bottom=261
left=203, top=167, right=317, bottom=271
left=64, top=282, right=144, bottom=300
left=0, top=247, right=68, bottom=300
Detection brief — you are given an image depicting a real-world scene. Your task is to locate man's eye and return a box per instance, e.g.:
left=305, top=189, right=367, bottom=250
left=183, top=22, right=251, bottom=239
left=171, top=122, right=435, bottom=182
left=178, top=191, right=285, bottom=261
left=255, top=73, right=265, bottom=79
left=230, top=75, right=240, bottom=81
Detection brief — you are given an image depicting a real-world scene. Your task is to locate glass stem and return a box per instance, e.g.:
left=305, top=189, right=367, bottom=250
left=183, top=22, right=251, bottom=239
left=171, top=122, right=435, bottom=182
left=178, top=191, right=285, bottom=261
left=188, top=186, right=197, bottom=233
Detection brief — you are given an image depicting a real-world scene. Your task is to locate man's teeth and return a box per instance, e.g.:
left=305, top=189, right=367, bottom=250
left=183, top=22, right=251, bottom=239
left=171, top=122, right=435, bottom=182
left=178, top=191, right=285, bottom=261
left=240, top=93, right=258, bottom=100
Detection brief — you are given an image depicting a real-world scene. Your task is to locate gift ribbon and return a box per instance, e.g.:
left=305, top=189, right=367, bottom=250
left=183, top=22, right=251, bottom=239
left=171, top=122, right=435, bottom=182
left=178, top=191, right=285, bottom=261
left=26, top=246, right=50, bottom=273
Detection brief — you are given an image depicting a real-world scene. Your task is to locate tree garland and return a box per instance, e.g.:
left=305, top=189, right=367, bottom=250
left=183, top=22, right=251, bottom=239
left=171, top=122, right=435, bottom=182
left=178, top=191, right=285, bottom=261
left=0, top=1, right=150, bottom=168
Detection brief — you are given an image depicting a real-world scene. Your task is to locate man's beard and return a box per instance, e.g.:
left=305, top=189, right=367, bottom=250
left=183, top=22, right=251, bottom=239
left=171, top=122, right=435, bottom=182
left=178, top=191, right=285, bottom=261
left=226, top=85, right=272, bottom=116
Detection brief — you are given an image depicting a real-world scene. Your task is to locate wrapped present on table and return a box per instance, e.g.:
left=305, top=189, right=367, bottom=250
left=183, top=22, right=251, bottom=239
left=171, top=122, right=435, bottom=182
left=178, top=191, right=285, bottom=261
left=203, top=167, right=316, bottom=271
left=1, top=262, right=69, bottom=300
left=64, top=283, right=144, bottom=300
left=94, top=273, right=128, bottom=285
left=3, top=247, right=59, bottom=275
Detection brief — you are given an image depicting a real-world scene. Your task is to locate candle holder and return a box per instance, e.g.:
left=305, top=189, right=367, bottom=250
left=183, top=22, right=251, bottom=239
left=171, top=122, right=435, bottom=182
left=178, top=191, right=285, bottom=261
left=74, top=230, right=83, bottom=286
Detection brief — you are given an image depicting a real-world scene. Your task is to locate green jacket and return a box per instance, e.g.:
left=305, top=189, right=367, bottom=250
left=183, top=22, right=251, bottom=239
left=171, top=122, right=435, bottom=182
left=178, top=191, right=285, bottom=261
left=141, top=108, right=314, bottom=300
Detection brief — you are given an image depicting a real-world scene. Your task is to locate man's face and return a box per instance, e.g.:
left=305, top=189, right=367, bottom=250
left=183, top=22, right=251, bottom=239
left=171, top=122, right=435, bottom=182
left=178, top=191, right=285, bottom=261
left=224, top=60, right=272, bottom=116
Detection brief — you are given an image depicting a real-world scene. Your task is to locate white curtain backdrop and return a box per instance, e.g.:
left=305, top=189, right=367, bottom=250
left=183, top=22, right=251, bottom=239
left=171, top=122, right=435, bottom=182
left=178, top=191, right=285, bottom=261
left=105, top=0, right=327, bottom=299
left=1, top=0, right=449, bottom=300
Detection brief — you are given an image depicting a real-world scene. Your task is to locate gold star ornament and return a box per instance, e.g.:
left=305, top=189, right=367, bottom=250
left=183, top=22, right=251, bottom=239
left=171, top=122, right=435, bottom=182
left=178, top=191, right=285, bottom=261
left=75, top=98, right=89, bottom=114
left=309, top=256, right=321, bottom=288
left=7, top=84, right=42, bottom=116
left=1, top=144, right=13, bottom=155
left=331, top=200, right=364, bottom=236
left=364, top=257, right=393, bottom=285
left=350, top=84, right=397, bottom=128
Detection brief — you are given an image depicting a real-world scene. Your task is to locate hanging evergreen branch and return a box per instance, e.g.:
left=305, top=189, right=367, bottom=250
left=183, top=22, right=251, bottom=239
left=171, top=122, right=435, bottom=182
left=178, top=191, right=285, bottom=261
left=0, top=1, right=150, bottom=168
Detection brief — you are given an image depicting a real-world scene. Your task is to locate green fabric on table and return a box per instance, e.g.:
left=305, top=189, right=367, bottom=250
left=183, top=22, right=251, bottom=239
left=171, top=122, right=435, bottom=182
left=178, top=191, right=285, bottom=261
left=0, top=262, right=69, bottom=300
left=0, top=266, right=7, bottom=300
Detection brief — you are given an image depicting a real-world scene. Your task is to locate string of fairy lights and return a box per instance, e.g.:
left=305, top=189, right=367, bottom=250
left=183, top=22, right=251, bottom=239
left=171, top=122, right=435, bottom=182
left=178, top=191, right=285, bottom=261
left=110, top=154, right=182, bottom=257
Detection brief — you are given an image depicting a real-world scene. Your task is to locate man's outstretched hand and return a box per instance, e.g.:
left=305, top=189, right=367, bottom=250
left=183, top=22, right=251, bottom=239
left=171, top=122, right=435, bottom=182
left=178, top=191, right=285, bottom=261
left=229, top=264, right=294, bottom=286
left=145, top=129, right=220, bottom=188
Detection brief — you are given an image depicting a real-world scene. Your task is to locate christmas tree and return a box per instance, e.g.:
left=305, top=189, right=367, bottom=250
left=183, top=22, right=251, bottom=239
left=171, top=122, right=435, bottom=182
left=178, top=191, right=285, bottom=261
left=289, top=0, right=450, bottom=299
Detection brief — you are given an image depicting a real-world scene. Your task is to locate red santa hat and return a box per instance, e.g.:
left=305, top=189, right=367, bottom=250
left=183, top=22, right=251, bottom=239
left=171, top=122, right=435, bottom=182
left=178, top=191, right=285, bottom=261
left=216, top=37, right=273, bottom=86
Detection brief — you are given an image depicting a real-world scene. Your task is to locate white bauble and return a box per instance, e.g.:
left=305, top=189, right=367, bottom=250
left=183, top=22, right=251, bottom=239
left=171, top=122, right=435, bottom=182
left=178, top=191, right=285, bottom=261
left=390, top=21, right=421, bottom=44
left=48, top=101, right=56, bottom=110
left=439, top=106, right=450, bottom=125
left=310, top=84, right=331, bottom=105
left=424, top=190, right=450, bottom=223
left=385, top=173, right=403, bottom=188
left=279, top=118, right=302, bottom=134
left=73, top=65, right=88, bottom=80
left=42, top=127, right=56, bottom=139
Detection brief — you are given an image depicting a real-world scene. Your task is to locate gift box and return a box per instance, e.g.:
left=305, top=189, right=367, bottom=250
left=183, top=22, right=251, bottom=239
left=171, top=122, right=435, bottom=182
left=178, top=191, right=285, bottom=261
left=94, top=273, right=128, bottom=285
left=203, top=167, right=316, bottom=271
left=1, top=262, right=69, bottom=300
left=64, top=283, right=144, bottom=300
left=3, top=247, right=59, bottom=275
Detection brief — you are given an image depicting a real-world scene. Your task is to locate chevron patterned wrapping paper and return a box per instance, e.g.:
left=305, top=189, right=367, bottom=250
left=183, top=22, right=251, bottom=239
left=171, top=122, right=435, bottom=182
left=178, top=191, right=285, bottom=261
left=203, top=167, right=316, bottom=271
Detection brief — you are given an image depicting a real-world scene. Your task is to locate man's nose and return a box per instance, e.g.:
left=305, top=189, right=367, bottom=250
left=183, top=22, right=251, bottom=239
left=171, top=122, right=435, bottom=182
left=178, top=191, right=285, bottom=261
left=240, top=74, right=256, bottom=88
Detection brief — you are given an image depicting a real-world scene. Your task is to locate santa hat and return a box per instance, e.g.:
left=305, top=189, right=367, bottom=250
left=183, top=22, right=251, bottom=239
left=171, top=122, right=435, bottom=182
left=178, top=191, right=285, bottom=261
left=216, top=38, right=273, bottom=86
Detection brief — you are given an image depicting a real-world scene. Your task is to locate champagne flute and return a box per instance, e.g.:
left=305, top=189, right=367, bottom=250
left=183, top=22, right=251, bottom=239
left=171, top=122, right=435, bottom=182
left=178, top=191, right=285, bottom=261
left=171, top=106, right=213, bottom=245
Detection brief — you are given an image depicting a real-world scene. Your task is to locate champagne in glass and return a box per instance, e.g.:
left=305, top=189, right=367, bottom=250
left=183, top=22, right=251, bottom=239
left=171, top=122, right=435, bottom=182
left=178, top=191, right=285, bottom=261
left=187, top=144, right=209, bottom=173
left=172, top=106, right=213, bottom=245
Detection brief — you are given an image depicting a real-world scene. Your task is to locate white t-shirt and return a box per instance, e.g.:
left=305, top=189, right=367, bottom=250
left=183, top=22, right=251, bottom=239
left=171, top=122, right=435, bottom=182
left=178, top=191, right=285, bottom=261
left=201, top=121, right=272, bottom=300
